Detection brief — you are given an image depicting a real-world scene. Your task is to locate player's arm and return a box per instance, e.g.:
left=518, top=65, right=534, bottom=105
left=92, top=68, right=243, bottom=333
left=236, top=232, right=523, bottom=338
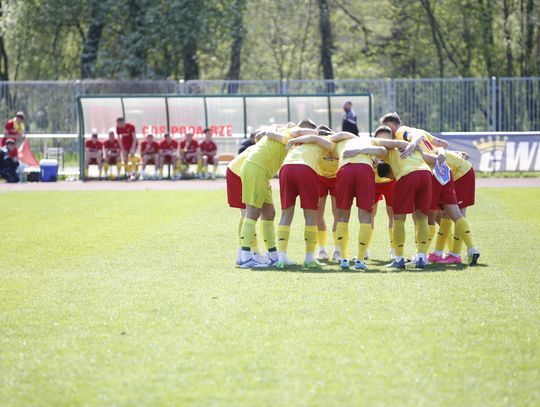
left=285, top=135, right=333, bottom=151
left=373, top=139, right=409, bottom=150
left=430, top=136, right=449, bottom=149
left=130, top=130, right=137, bottom=154
left=400, top=129, right=424, bottom=159
left=449, top=150, right=470, bottom=160
left=288, top=128, right=319, bottom=138
left=343, top=145, right=388, bottom=158
left=421, top=151, right=438, bottom=166
left=329, top=131, right=356, bottom=143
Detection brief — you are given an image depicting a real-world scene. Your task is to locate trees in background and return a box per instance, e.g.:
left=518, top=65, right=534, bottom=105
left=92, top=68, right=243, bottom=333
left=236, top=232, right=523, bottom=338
left=0, top=0, right=538, bottom=80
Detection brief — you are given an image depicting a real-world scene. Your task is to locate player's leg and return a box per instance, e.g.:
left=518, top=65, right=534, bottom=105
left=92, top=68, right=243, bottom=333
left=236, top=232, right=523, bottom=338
left=297, top=168, right=320, bottom=268
left=197, top=152, right=203, bottom=178
left=355, top=208, right=372, bottom=270
left=97, top=155, right=103, bottom=178
left=427, top=209, right=446, bottom=263
left=385, top=204, right=395, bottom=260
left=330, top=195, right=339, bottom=261
left=260, top=200, right=277, bottom=264
left=302, top=209, right=319, bottom=268
left=440, top=204, right=479, bottom=265
left=353, top=166, right=375, bottom=270
left=201, top=154, right=208, bottom=179
left=121, top=150, right=130, bottom=176
left=103, top=157, right=110, bottom=178
left=277, top=206, right=295, bottom=268
left=336, top=209, right=351, bottom=269
left=83, top=154, right=90, bottom=178
left=317, top=195, right=329, bottom=260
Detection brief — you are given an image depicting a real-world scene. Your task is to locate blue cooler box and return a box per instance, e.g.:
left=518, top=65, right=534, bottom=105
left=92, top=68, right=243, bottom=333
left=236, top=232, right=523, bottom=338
left=40, top=159, right=59, bottom=182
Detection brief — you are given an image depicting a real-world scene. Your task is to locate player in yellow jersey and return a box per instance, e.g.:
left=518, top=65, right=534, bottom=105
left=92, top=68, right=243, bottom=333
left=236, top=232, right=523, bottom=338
left=327, top=131, right=387, bottom=270
left=315, top=125, right=340, bottom=261
left=275, top=128, right=333, bottom=269
left=380, top=112, right=480, bottom=266
left=238, top=120, right=318, bottom=268
left=371, top=125, right=433, bottom=269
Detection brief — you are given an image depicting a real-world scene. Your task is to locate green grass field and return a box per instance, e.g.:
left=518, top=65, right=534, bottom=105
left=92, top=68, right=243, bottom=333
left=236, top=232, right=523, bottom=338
left=1, top=187, right=539, bottom=406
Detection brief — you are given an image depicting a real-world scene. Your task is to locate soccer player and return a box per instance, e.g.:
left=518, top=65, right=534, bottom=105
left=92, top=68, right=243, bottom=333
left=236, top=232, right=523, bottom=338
left=379, top=112, right=480, bottom=266
left=275, top=128, right=333, bottom=269
left=316, top=126, right=340, bottom=262
left=103, top=129, right=122, bottom=179
left=158, top=133, right=179, bottom=179
left=116, top=117, right=137, bottom=178
left=370, top=161, right=396, bottom=260
left=424, top=150, right=480, bottom=265
left=372, top=125, right=433, bottom=269
left=327, top=131, right=386, bottom=270
left=180, top=132, right=201, bottom=176
left=238, top=120, right=316, bottom=268
left=140, top=134, right=160, bottom=179
left=84, top=132, right=104, bottom=179
left=0, top=139, right=19, bottom=183
left=2, top=111, right=25, bottom=160
left=199, top=128, right=218, bottom=179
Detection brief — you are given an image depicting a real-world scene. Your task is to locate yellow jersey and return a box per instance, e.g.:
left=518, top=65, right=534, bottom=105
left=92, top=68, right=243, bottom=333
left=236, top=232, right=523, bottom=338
left=283, top=140, right=332, bottom=175
left=335, top=136, right=373, bottom=169
left=395, top=125, right=439, bottom=153
left=445, top=151, right=473, bottom=181
left=383, top=148, right=431, bottom=181
left=318, top=150, right=339, bottom=178
left=244, top=127, right=294, bottom=178
left=227, top=145, right=254, bottom=176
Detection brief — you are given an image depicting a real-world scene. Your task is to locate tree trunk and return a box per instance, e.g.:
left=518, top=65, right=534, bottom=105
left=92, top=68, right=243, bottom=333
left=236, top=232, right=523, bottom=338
left=477, top=0, right=497, bottom=77
left=0, top=0, right=9, bottom=81
left=183, top=36, right=199, bottom=80
left=226, top=0, right=246, bottom=93
left=419, top=0, right=445, bottom=77
left=502, top=0, right=514, bottom=77
left=522, top=0, right=535, bottom=76
left=80, top=1, right=104, bottom=79
left=317, top=0, right=334, bottom=83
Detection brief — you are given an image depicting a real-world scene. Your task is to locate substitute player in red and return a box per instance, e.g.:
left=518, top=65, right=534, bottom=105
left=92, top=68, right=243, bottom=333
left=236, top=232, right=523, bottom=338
left=3, top=111, right=25, bottom=159
left=84, top=131, right=103, bottom=179
left=158, top=133, right=179, bottom=179
left=116, top=117, right=137, bottom=178
left=180, top=132, right=201, bottom=176
left=199, top=128, right=218, bottom=179
left=103, top=129, right=122, bottom=179
left=140, top=134, right=160, bottom=179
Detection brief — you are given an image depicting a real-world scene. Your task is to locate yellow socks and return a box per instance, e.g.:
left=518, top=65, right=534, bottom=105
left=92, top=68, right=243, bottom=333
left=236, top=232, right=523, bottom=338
left=104, top=164, right=109, bottom=175
left=317, top=229, right=327, bottom=248
left=451, top=227, right=464, bottom=254
left=416, top=218, right=429, bottom=254
left=196, top=159, right=202, bottom=173
left=277, top=225, right=290, bottom=253
left=261, top=220, right=276, bottom=251
left=358, top=224, right=373, bottom=260
left=304, top=225, right=318, bottom=255
left=388, top=227, right=393, bottom=249
left=454, top=217, right=474, bottom=249
left=251, top=232, right=259, bottom=253
left=238, top=217, right=244, bottom=246
left=393, top=219, right=406, bottom=257
left=435, top=218, right=453, bottom=252
left=240, top=218, right=256, bottom=251
left=332, top=231, right=338, bottom=249
left=427, top=224, right=436, bottom=252
left=446, top=226, right=454, bottom=252
left=336, top=222, right=349, bottom=258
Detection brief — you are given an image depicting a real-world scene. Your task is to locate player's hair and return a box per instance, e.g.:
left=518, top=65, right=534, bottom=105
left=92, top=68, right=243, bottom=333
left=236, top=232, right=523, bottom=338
left=379, top=112, right=401, bottom=126
left=377, top=161, right=391, bottom=178
left=164, top=133, right=170, bottom=138
left=6, top=139, right=15, bottom=145
left=297, top=119, right=317, bottom=129
left=317, top=125, right=333, bottom=136
left=255, top=131, right=265, bottom=142
left=116, top=117, right=125, bottom=122
left=186, top=132, right=193, bottom=137
left=16, top=111, right=25, bottom=119
left=204, top=128, right=211, bottom=133
left=373, top=125, right=393, bottom=138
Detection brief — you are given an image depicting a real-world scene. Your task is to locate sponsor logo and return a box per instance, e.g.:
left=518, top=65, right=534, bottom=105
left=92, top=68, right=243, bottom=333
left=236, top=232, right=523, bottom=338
left=472, top=135, right=540, bottom=171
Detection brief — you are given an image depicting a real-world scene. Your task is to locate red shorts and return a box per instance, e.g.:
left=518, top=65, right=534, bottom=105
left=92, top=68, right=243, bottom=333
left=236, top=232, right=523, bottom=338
left=1, top=138, right=19, bottom=158
left=161, top=154, right=176, bottom=164
left=393, top=170, right=432, bottom=215
left=104, top=156, right=119, bottom=164
left=87, top=157, right=102, bottom=165
left=121, top=139, right=137, bottom=152
left=203, top=154, right=217, bottom=165
left=318, top=175, right=336, bottom=197
left=279, top=164, right=319, bottom=210
left=430, top=173, right=458, bottom=210
left=142, top=154, right=157, bottom=165
left=183, top=154, right=198, bottom=164
left=335, top=163, right=375, bottom=212
left=226, top=168, right=245, bottom=209
left=375, top=180, right=396, bottom=207
left=454, top=168, right=475, bottom=209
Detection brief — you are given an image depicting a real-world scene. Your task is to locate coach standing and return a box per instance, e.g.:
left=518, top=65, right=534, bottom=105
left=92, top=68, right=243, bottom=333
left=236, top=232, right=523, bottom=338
left=341, top=101, right=358, bottom=135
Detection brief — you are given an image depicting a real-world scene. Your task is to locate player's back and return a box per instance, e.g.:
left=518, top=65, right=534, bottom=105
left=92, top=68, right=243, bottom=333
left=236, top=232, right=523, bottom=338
left=385, top=148, right=430, bottom=180
left=245, top=127, right=296, bottom=177
left=445, top=151, right=472, bottom=180
left=284, top=141, right=328, bottom=173
left=335, top=136, right=373, bottom=168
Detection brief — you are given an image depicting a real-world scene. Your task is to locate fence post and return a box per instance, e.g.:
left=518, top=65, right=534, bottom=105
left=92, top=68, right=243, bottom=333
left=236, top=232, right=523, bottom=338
left=491, top=76, right=497, bottom=131
left=178, top=79, right=185, bottom=95
left=386, top=78, right=392, bottom=113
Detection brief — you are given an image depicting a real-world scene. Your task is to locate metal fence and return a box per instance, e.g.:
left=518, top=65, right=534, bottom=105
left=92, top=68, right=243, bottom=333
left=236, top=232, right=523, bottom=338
left=1, top=78, right=539, bottom=134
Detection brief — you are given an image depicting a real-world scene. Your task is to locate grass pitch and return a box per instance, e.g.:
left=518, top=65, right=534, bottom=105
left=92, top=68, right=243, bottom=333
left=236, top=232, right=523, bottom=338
left=1, top=187, right=539, bottom=406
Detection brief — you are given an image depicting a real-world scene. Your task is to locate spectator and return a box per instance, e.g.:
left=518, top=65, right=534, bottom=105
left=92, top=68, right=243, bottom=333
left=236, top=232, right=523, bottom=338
left=199, top=128, right=218, bottom=179
left=341, top=100, right=359, bottom=135
left=180, top=132, right=201, bottom=176
left=140, top=134, right=160, bottom=179
left=84, top=131, right=104, bottom=179
left=238, top=132, right=256, bottom=154
left=116, top=117, right=138, bottom=178
left=0, top=139, right=19, bottom=183
left=103, top=128, right=122, bottom=179
left=3, top=111, right=25, bottom=159
left=159, top=133, right=179, bottom=179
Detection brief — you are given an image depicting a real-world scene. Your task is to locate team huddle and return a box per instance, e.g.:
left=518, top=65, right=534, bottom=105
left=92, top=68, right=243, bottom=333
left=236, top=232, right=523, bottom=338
left=226, top=112, right=480, bottom=270
left=84, top=117, right=218, bottom=180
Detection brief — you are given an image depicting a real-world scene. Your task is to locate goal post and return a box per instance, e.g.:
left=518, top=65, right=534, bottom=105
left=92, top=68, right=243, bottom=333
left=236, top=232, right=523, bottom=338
left=76, top=93, right=373, bottom=176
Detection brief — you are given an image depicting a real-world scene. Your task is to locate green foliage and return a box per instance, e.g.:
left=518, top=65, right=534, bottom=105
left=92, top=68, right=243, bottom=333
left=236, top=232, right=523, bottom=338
left=0, top=0, right=539, bottom=80
left=0, top=187, right=539, bottom=405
